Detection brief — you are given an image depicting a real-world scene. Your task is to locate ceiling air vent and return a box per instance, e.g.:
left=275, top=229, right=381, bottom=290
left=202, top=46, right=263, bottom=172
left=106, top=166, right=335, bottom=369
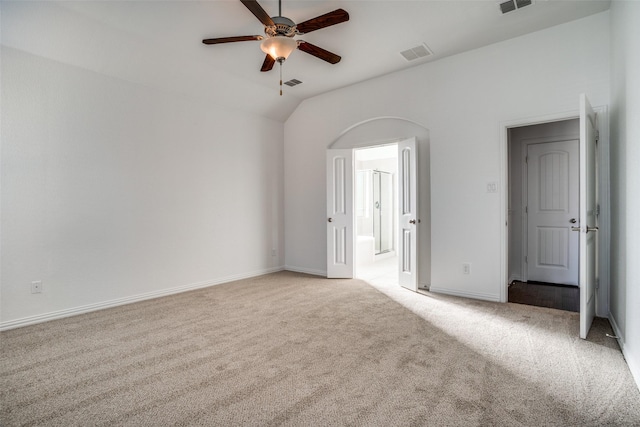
left=499, top=0, right=533, bottom=14
left=284, top=79, right=302, bottom=87
left=400, top=43, right=433, bottom=62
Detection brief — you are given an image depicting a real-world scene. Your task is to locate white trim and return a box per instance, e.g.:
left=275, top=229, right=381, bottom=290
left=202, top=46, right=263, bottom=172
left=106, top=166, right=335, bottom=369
left=328, top=116, right=428, bottom=149
left=284, top=265, right=327, bottom=277
left=594, top=106, right=610, bottom=318
left=0, top=266, right=284, bottom=331
left=509, top=274, right=523, bottom=283
left=609, top=312, right=640, bottom=392
left=521, top=141, right=529, bottom=283
left=429, top=286, right=500, bottom=303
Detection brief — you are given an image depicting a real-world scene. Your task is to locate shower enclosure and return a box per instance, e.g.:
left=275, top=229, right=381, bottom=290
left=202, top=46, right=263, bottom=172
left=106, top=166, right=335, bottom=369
left=372, top=170, right=393, bottom=254
left=356, top=169, right=394, bottom=256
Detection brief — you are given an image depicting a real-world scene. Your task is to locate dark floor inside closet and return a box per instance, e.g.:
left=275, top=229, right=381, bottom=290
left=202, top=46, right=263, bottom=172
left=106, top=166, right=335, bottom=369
left=508, top=281, right=579, bottom=312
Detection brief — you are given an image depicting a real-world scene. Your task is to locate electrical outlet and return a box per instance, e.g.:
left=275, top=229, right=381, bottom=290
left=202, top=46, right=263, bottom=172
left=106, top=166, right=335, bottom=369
left=31, top=281, right=43, bottom=294
left=486, top=182, right=498, bottom=193
left=462, top=263, right=471, bottom=275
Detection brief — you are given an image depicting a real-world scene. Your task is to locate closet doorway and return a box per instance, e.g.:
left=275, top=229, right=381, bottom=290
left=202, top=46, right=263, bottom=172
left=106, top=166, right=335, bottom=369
left=507, top=118, right=580, bottom=311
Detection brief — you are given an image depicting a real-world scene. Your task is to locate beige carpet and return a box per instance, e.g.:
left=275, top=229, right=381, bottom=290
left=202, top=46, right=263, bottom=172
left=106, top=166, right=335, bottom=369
left=1, top=271, right=639, bottom=426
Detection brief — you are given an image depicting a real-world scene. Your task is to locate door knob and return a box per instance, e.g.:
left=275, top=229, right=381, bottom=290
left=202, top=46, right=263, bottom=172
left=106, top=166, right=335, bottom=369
left=571, top=226, right=581, bottom=232
left=587, top=226, right=599, bottom=233
left=327, top=218, right=333, bottom=223
left=409, top=219, right=416, bottom=224
left=569, top=218, right=577, bottom=224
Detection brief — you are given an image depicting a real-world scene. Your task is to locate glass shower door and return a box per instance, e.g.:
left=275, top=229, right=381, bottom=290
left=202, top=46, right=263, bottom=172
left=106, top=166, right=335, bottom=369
left=373, top=171, right=393, bottom=255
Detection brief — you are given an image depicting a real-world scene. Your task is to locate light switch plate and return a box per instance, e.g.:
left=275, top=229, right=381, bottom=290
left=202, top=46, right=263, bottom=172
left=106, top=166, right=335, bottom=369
left=486, top=182, right=498, bottom=193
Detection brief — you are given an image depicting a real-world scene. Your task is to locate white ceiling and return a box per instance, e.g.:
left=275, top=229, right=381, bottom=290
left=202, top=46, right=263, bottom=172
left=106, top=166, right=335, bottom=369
left=2, top=1, right=611, bottom=121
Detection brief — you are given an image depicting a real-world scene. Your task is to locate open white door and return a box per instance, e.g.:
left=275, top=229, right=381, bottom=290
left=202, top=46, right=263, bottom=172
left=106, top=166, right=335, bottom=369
left=327, top=149, right=354, bottom=278
left=578, top=94, right=598, bottom=339
left=398, top=138, right=418, bottom=291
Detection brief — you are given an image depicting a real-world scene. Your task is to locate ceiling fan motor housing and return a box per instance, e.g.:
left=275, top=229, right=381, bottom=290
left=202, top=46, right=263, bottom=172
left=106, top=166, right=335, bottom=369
left=266, top=16, right=297, bottom=38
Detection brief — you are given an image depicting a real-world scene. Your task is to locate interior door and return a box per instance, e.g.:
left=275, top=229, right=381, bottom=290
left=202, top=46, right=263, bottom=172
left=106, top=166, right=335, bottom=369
left=326, top=149, right=354, bottom=278
left=578, top=94, right=598, bottom=339
left=527, top=140, right=579, bottom=285
left=398, top=138, right=418, bottom=291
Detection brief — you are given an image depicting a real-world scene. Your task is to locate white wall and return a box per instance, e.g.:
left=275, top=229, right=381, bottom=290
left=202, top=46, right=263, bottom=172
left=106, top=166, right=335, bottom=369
left=284, top=12, right=610, bottom=301
left=610, top=1, right=640, bottom=390
left=1, top=48, right=284, bottom=328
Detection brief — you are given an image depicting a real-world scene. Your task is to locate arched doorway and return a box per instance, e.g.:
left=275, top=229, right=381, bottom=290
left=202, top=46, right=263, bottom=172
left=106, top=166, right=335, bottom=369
left=326, top=117, right=432, bottom=291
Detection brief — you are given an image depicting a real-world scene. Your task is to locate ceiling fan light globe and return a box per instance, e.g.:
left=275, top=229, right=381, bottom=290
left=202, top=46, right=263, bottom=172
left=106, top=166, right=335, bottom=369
left=260, top=36, right=297, bottom=61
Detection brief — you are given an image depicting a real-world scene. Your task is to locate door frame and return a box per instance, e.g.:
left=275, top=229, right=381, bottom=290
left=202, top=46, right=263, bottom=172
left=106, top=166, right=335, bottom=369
left=499, top=106, right=610, bottom=317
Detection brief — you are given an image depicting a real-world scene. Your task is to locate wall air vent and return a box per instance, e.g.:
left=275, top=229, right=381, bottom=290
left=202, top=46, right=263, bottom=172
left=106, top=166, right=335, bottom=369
left=400, top=43, right=433, bottom=62
left=284, top=79, right=302, bottom=87
left=499, top=0, right=533, bottom=14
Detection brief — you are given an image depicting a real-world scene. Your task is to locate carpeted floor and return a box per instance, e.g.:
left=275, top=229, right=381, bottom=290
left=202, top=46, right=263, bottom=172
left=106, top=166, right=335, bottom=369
left=1, top=271, right=639, bottom=426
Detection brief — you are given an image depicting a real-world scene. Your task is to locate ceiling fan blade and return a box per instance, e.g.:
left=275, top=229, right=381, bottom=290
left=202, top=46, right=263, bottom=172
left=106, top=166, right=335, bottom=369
left=296, top=9, right=349, bottom=34
left=240, top=0, right=274, bottom=27
left=261, top=54, right=275, bottom=72
left=202, top=35, right=263, bottom=45
left=298, top=41, right=341, bottom=64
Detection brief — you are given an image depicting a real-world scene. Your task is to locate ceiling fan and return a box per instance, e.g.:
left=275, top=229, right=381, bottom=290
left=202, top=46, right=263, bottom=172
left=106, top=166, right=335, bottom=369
left=202, top=0, right=349, bottom=94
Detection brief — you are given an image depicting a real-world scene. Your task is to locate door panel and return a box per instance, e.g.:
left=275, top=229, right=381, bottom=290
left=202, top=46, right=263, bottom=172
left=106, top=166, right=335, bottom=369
left=398, top=138, right=418, bottom=291
left=327, top=149, right=354, bottom=278
left=527, top=140, right=579, bottom=285
left=579, top=94, right=597, bottom=339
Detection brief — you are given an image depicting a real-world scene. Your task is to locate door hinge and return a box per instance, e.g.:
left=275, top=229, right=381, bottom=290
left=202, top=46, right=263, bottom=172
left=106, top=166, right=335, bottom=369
left=596, top=278, right=600, bottom=290
left=525, top=206, right=528, bottom=214
left=595, top=130, right=600, bottom=143
left=525, top=156, right=528, bottom=164
left=596, top=204, right=600, bottom=218
left=525, top=255, right=528, bottom=264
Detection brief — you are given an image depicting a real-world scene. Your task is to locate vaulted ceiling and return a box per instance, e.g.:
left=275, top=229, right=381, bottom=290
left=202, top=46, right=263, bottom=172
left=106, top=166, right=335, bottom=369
left=2, top=1, right=611, bottom=121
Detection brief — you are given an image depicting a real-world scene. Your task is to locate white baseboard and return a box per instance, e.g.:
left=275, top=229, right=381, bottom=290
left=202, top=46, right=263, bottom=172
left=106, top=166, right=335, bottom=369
left=284, top=265, right=327, bottom=277
left=509, top=274, right=523, bottom=283
left=429, top=286, right=501, bottom=302
left=609, top=312, right=640, bottom=392
left=0, top=266, right=284, bottom=331
left=418, top=282, right=430, bottom=290
left=375, top=250, right=396, bottom=261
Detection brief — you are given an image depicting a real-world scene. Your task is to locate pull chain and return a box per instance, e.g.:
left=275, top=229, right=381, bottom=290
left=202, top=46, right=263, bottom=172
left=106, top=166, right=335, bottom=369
left=279, top=61, right=283, bottom=96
